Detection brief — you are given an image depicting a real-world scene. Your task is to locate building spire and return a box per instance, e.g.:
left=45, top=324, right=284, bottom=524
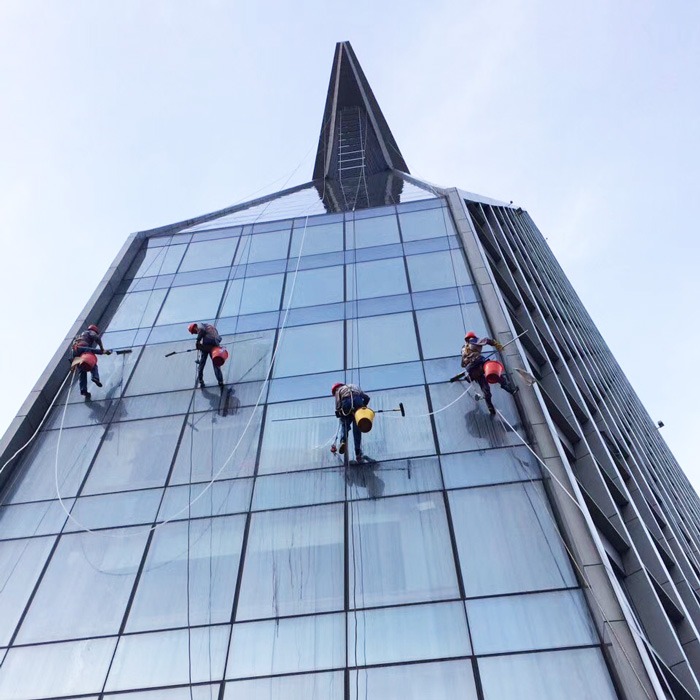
left=313, top=42, right=409, bottom=212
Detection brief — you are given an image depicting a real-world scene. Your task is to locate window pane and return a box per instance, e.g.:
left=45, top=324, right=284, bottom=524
left=399, top=207, right=454, bottom=241
left=467, top=590, right=597, bottom=654
left=0, top=536, right=56, bottom=645
left=416, top=304, right=486, bottom=359
left=349, top=493, right=459, bottom=607
left=82, top=416, right=183, bottom=495
left=235, top=229, right=290, bottom=264
left=350, top=660, right=478, bottom=700
left=158, top=478, right=253, bottom=522
left=290, top=220, right=343, bottom=257
left=225, top=672, right=343, bottom=700
left=127, top=244, right=186, bottom=278
left=272, top=321, right=343, bottom=377
left=347, top=214, right=400, bottom=248
left=348, top=601, right=470, bottom=667
left=252, top=469, right=345, bottom=511
left=347, top=312, right=418, bottom=368
left=441, top=447, right=540, bottom=489
left=169, top=407, right=262, bottom=483
left=3, top=426, right=105, bottom=503
left=64, top=489, right=162, bottom=531
left=106, top=626, right=230, bottom=692
left=429, top=382, right=522, bottom=453
left=17, top=527, right=148, bottom=643
left=347, top=456, right=442, bottom=501
left=259, top=397, right=339, bottom=475
left=478, top=648, right=618, bottom=700
left=103, top=289, right=167, bottom=331
left=179, top=238, right=238, bottom=272
left=237, top=503, right=344, bottom=619
left=156, top=282, right=226, bottom=326
left=227, top=613, right=344, bottom=678
left=284, top=266, right=344, bottom=308
left=220, top=274, right=283, bottom=316
left=125, top=340, right=197, bottom=395
left=449, top=483, right=577, bottom=596
left=406, top=250, right=472, bottom=292
left=0, top=638, right=117, bottom=700
left=126, top=515, right=245, bottom=631
left=0, top=499, right=70, bottom=539
left=346, top=258, right=408, bottom=300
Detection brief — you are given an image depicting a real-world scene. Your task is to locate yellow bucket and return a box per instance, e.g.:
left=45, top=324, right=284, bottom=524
left=354, top=407, right=375, bottom=433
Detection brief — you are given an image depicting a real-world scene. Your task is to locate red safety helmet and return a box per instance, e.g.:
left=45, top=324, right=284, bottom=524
left=188, top=323, right=199, bottom=334
left=331, top=382, right=344, bottom=396
left=465, top=331, right=477, bottom=341
left=88, top=324, right=100, bottom=334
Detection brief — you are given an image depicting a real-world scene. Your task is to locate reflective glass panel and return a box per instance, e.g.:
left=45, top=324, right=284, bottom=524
left=64, top=489, right=162, bottom=532
left=349, top=493, right=459, bottom=607
left=126, top=244, right=186, bottom=278
left=227, top=613, right=344, bottom=678
left=0, top=499, right=70, bottom=539
left=103, top=289, right=167, bottom=331
left=441, top=447, right=540, bottom=489
left=155, top=282, right=226, bottom=326
left=235, top=229, right=290, bottom=264
left=178, top=238, right=238, bottom=272
left=283, top=266, right=344, bottom=308
left=416, top=304, right=486, bottom=359
left=82, top=415, right=183, bottom=495
left=106, top=626, right=230, bottom=691
left=225, top=672, right=343, bottom=699
left=158, top=478, right=253, bottom=522
left=348, top=601, right=470, bottom=667
left=399, top=206, right=454, bottom=241
left=0, top=638, right=117, bottom=700
left=252, top=468, right=345, bottom=511
left=467, top=590, right=597, bottom=654
left=290, top=220, right=343, bottom=257
left=126, top=515, right=245, bottom=631
left=237, top=503, right=344, bottom=620
left=346, top=456, right=442, bottom=501
left=347, top=214, right=400, bottom=248
left=478, top=648, right=618, bottom=700
left=219, top=274, right=284, bottom=316
left=406, top=249, right=472, bottom=291
left=346, top=312, right=418, bottom=368
left=350, top=660, right=478, bottom=700
left=449, top=483, right=576, bottom=596
left=0, top=536, right=56, bottom=645
left=346, top=258, right=408, bottom=301
left=17, top=527, right=148, bottom=643
left=272, top=321, right=343, bottom=377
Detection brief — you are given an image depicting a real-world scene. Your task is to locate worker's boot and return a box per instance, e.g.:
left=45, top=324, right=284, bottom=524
left=199, top=380, right=206, bottom=389
left=355, top=451, right=363, bottom=462
left=92, top=378, right=102, bottom=388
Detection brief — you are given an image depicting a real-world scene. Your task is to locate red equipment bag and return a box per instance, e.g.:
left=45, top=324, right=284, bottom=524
left=211, top=347, right=229, bottom=368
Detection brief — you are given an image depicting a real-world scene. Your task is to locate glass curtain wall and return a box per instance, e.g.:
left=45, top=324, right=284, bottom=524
left=0, top=197, right=620, bottom=700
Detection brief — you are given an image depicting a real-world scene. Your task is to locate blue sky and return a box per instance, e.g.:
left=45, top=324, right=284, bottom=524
left=1, top=1, right=698, bottom=487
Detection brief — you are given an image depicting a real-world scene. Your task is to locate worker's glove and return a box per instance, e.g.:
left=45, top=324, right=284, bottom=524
left=104, top=349, right=113, bottom=355
left=494, top=342, right=504, bottom=351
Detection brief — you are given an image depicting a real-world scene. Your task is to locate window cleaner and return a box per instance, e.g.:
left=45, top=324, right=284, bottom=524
left=188, top=322, right=227, bottom=390
left=453, top=331, right=519, bottom=415
left=331, top=382, right=371, bottom=462
left=70, top=324, right=112, bottom=400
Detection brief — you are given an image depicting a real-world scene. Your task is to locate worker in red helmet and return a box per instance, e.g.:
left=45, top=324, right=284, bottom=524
left=188, top=322, right=224, bottom=389
left=332, top=382, right=370, bottom=461
left=461, top=331, right=517, bottom=414
left=71, top=324, right=112, bottom=398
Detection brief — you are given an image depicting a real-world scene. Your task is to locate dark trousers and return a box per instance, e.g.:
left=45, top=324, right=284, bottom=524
left=467, top=357, right=515, bottom=407
left=339, top=396, right=364, bottom=457
left=198, top=346, right=223, bottom=385
left=73, top=347, right=100, bottom=393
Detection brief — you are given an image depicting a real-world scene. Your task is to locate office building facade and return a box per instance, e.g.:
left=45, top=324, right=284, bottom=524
left=0, top=42, right=699, bottom=700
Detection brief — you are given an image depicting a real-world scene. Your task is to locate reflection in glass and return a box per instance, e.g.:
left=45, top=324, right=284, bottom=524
left=156, top=282, right=226, bottom=326
left=346, top=258, right=408, bottom=301
left=0, top=535, right=56, bottom=645
left=237, top=503, right=344, bottom=620
left=0, top=499, right=70, bottom=539
left=347, top=313, right=419, bottom=369
left=64, top=489, right=162, bottom=532
left=406, top=249, right=471, bottom=291
left=17, top=527, right=148, bottom=643
left=103, top=289, right=167, bottom=331
left=225, top=672, right=343, bottom=699
left=349, top=493, right=459, bottom=607
left=227, top=613, right=344, bottom=678
left=283, top=266, right=344, bottom=308
left=467, top=590, right=597, bottom=654
left=290, top=220, right=343, bottom=257
left=0, top=637, right=117, bottom=700
left=158, top=478, right=253, bottom=521
left=440, top=447, right=540, bottom=489
left=220, top=274, right=284, bottom=317
left=449, top=482, right=576, bottom=596
left=126, top=516, right=245, bottom=631
left=415, top=304, right=486, bottom=359
left=106, top=626, right=230, bottom=691
left=348, top=601, right=470, bottom=667
left=478, top=648, right=618, bottom=700
left=252, top=469, right=345, bottom=511
left=399, top=206, right=453, bottom=242
left=347, top=213, right=400, bottom=249
left=350, top=660, right=478, bottom=700
left=178, top=238, right=238, bottom=272
left=272, top=321, right=343, bottom=377
left=126, top=244, right=186, bottom=278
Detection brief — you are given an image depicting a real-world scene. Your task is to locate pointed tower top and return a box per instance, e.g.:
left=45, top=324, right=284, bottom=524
left=313, top=42, right=409, bottom=211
